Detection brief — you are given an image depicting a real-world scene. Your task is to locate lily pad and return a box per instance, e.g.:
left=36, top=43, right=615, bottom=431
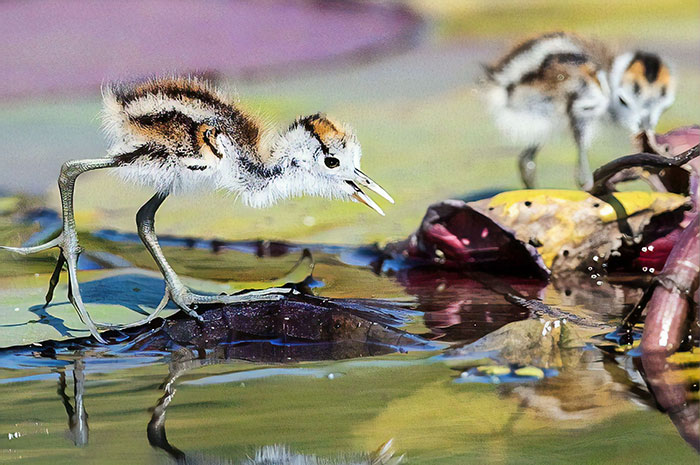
left=0, top=262, right=318, bottom=348
left=0, top=269, right=177, bottom=348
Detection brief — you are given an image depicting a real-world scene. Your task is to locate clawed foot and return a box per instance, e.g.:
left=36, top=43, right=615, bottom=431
left=1, top=233, right=108, bottom=343
left=98, top=286, right=295, bottom=330
left=3, top=236, right=295, bottom=342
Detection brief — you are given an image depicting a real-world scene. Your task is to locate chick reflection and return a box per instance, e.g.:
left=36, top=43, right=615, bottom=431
left=56, top=358, right=88, bottom=447
left=148, top=349, right=402, bottom=464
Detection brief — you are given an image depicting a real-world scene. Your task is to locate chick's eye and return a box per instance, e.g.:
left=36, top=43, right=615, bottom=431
left=324, top=157, right=340, bottom=169
left=618, top=96, right=628, bottom=107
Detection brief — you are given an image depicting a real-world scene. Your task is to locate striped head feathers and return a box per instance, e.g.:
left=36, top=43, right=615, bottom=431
left=609, top=51, right=676, bottom=132
left=267, top=113, right=394, bottom=214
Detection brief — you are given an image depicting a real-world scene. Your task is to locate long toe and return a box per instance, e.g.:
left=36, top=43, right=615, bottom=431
left=186, top=287, right=293, bottom=306
left=62, top=239, right=109, bottom=344
left=234, top=286, right=293, bottom=297
left=223, top=292, right=287, bottom=303
left=96, top=290, right=172, bottom=330
left=223, top=286, right=293, bottom=302
left=1, top=245, right=44, bottom=255
left=171, top=292, right=206, bottom=322
left=0, top=235, right=62, bottom=255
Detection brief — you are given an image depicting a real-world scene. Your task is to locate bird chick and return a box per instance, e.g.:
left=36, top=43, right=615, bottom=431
left=2, top=76, right=393, bottom=343
left=484, top=32, right=676, bottom=190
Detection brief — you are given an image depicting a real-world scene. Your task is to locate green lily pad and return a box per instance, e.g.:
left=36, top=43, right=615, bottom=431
left=0, top=268, right=178, bottom=348
left=0, top=248, right=317, bottom=348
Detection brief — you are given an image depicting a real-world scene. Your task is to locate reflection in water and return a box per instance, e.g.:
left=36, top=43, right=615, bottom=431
left=640, top=352, right=700, bottom=452
left=506, top=350, right=637, bottom=423
left=56, top=358, right=88, bottom=447
left=409, top=265, right=698, bottom=453
left=395, top=266, right=652, bottom=344
left=394, top=268, right=536, bottom=342
left=455, top=340, right=700, bottom=453
left=148, top=349, right=403, bottom=464
left=3, top=226, right=698, bottom=460
left=548, top=273, right=647, bottom=320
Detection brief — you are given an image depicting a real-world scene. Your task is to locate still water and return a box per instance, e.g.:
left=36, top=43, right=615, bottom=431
left=0, top=226, right=697, bottom=464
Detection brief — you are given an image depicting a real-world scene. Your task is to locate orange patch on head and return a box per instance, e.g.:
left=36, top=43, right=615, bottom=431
left=656, top=65, right=672, bottom=86
left=309, top=117, right=345, bottom=146
left=623, top=60, right=646, bottom=83
left=622, top=60, right=654, bottom=96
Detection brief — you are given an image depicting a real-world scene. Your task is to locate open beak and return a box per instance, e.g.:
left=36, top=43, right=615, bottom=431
left=346, top=170, right=394, bottom=216
left=354, top=169, right=394, bottom=204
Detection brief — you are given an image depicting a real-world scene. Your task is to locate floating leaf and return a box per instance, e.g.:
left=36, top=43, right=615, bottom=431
left=385, top=190, right=689, bottom=275
left=0, top=268, right=179, bottom=348
left=513, top=366, right=545, bottom=379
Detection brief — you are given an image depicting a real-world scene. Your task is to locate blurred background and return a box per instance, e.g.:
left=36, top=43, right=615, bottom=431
left=1, top=0, right=698, bottom=245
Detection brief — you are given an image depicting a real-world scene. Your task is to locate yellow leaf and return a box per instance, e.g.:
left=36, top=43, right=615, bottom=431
left=667, top=349, right=700, bottom=365
left=476, top=365, right=512, bottom=376
left=513, top=366, right=545, bottom=379
left=473, top=190, right=688, bottom=269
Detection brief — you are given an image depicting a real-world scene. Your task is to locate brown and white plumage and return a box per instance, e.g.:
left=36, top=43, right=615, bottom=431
left=102, top=77, right=260, bottom=193
left=101, top=76, right=393, bottom=210
left=484, top=32, right=676, bottom=189
left=1, top=76, right=393, bottom=343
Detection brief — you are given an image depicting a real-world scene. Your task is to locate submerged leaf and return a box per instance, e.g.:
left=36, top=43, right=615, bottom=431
left=443, top=316, right=594, bottom=369
left=134, top=294, right=437, bottom=361
left=513, top=366, right=545, bottom=378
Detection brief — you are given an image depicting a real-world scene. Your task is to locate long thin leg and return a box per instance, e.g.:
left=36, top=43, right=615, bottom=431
left=134, top=193, right=189, bottom=305
left=1, top=158, right=118, bottom=343
left=3, top=159, right=293, bottom=338
left=571, top=118, right=594, bottom=190
left=108, top=193, right=292, bottom=330
left=58, top=160, right=119, bottom=343
left=133, top=193, right=203, bottom=321
left=518, top=145, right=540, bottom=189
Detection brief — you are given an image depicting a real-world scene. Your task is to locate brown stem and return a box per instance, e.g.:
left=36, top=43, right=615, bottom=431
left=589, top=144, right=699, bottom=196
left=640, top=214, right=699, bottom=354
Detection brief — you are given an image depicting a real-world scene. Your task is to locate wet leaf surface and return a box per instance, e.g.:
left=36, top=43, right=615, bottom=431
left=385, top=190, right=690, bottom=275
left=1, top=193, right=698, bottom=463
left=135, top=294, right=440, bottom=362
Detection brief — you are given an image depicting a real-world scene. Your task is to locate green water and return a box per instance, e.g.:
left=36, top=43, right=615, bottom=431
left=1, top=0, right=698, bottom=462
left=0, top=220, right=697, bottom=464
